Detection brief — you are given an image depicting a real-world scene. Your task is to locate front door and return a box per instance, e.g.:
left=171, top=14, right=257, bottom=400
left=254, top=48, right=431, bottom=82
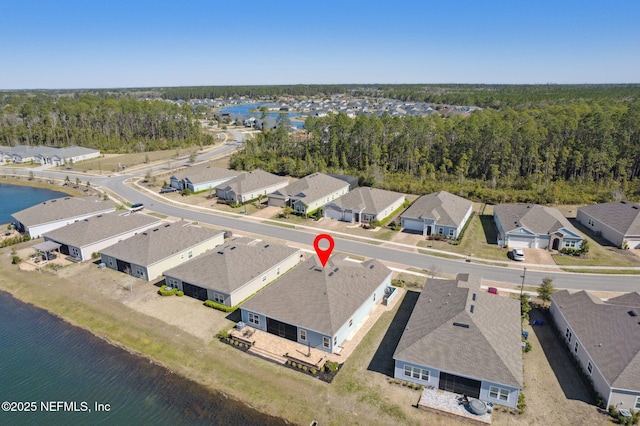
left=426, top=226, right=432, bottom=236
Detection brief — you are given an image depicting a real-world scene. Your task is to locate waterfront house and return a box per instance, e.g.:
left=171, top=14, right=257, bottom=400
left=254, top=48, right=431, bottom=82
left=494, top=204, right=583, bottom=249
left=400, top=191, right=473, bottom=239
left=215, top=170, right=288, bottom=204
left=240, top=255, right=392, bottom=353
left=99, top=222, right=224, bottom=281
left=163, top=238, right=300, bottom=306
left=323, top=187, right=405, bottom=224
left=577, top=201, right=640, bottom=248
left=550, top=290, right=640, bottom=411
left=12, top=197, right=116, bottom=238
left=393, top=274, right=523, bottom=409
left=169, top=165, right=238, bottom=192
left=42, top=212, right=162, bottom=261
left=267, top=173, right=350, bottom=215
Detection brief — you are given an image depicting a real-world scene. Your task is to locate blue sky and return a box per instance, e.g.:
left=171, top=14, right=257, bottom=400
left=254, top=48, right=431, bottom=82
left=1, top=1, right=638, bottom=89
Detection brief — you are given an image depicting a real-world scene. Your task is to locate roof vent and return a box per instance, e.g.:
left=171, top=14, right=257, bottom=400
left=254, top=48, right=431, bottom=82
left=369, top=264, right=374, bottom=269
left=633, top=206, right=639, bottom=210
left=217, top=251, right=224, bottom=255
left=51, top=199, right=57, bottom=202
left=470, top=305, right=475, bottom=313
left=629, top=310, right=638, bottom=317
left=142, top=232, right=148, bottom=235
left=334, top=267, right=339, bottom=272
left=472, top=293, right=476, bottom=301
left=165, top=224, right=171, bottom=227
left=453, top=322, right=470, bottom=328
left=621, top=201, right=627, bottom=204
left=328, top=272, right=334, bottom=277
left=264, top=244, right=270, bottom=248
left=230, top=246, right=236, bottom=250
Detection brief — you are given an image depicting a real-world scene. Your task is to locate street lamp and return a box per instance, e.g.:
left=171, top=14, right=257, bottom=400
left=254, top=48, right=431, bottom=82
left=520, top=267, right=527, bottom=298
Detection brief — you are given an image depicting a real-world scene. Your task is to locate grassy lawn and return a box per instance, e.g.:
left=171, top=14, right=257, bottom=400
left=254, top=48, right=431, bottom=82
left=70, top=146, right=207, bottom=173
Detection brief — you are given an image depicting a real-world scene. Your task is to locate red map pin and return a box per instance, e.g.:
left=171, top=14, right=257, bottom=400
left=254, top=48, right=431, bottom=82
left=313, top=234, right=335, bottom=268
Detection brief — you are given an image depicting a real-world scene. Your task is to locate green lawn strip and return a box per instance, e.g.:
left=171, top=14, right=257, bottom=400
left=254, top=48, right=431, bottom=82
left=560, top=268, right=640, bottom=275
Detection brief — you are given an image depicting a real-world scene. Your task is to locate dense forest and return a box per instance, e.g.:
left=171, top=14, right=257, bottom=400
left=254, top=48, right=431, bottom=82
left=230, top=100, right=640, bottom=204
left=0, top=94, right=213, bottom=152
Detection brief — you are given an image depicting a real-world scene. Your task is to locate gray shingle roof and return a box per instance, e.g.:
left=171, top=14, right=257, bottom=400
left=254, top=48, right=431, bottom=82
left=163, top=239, right=299, bottom=294
left=327, top=187, right=404, bottom=215
left=495, top=204, right=580, bottom=235
left=270, top=173, right=349, bottom=205
left=12, top=197, right=116, bottom=227
left=43, top=212, right=162, bottom=247
left=241, top=255, right=392, bottom=335
left=172, top=165, right=238, bottom=185
left=215, top=169, right=287, bottom=195
left=394, top=274, right=523, bottom=389
left=99, top=223, right=224, bottom=266
left=552, top=290, right=640, bottom=390
left=578, top=201, right=640, bottom=236
left=400, top=191, right=473, bottom=227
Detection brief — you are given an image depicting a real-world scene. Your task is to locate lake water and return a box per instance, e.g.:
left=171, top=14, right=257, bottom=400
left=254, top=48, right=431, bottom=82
left=0, top=183, right=68, bottom=224
left=220, top=103, right=304, bottom=128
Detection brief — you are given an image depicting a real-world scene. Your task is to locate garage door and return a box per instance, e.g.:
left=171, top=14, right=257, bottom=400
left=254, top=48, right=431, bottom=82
left=402, top=217, right=424, bottom=233
left=507, top=236, right=532, bottom=248
left=627, top=239, right=640, bottom=249
left=324, top=208, right=343, bottom=221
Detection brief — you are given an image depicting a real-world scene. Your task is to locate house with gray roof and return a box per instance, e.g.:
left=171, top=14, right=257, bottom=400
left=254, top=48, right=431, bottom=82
left=550, top=290, right=640, bottom=411
left=170, top=165, right=239, bottom=192
left=393, top=274, right=523, bottom=409
left=240, top=255, right=392, bottom=353
left=400, top=191, right=473, bottom=239
left=42, top=212, right=162, bottom=261
left=12, top=197, right=116, bottom=238
left=99, top=222, right=224, bottom=281
left=215, top=170, right=288, bottom=204
left=163, top=238, right=300, bottom=306
left=323, top=187, right=405, bottom=224
left=267, top=173, right=350, bottom=215
left=0, top=145, right=100, bottom=166
left=577, top=200, right=640, bottom=248
left=494, top=204, right=583, bottom=250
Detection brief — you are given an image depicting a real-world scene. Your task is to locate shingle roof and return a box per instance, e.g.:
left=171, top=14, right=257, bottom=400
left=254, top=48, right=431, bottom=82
left=495, top=204, right=581, bottom=236
left=327, top=187, right=404, bottom=215
left=270, top=173, right=349, bottom=205
left=12, top=197, right=116, bottom=227
left=43, top=212, right=162, bottom=247
left=99, top=223, right=224, bottom=266
left=172, top=165, right=238, bottom=185
left=552, top=290, right=640, bottom=390
left=163, top=238, right=299, bottom=294
left=400, top=191, right=473, bottom=227
left=578, top=201, right=640, bottom=236
left=394, top=274, right=523, bottom=389
left=241, top=255, right=392, bottom=335
left=215, top=170, right=288, bottom=195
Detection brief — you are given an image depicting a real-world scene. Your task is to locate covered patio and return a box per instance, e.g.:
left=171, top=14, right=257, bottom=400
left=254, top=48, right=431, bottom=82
left=32, top=241, right=62, bottom=263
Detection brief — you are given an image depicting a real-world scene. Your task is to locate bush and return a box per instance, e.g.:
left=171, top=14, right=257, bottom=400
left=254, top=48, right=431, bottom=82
left=517, top=392, right=526, bottom=414
left=391, top=279, right=405, bottom=288
left=204, top=299, right=237, bottom=313
left=1, top=233, right=31, bottom=248
left=12, top=255, right=22, bottom=264
left=217, top=329, right=229, bottom=339
left=158, top=286, right=178, bottom=296
left=523, top=341, right=532, bottom=353
left=369, top=219, right=380, bottom=228
left=324, top=360, right=339, bottom=373
left=91, top=252, right=100, bottom=259
left=310, top=368, right=317, bottom=375
left=176, top=290, right=184, bottom=296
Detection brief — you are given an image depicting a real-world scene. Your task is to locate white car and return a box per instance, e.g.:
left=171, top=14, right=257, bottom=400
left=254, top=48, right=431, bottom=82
left=511, top=248, right=525, bottom=261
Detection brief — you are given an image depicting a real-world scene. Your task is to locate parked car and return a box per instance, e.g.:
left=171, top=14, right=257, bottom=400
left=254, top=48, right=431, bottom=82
left=511, top=248, right=525, bottom=261
left=488, top=287, right=498, bottom=295
left=160, top=187, right=177, bottom=194
left=130, top=203, right=144, bottom=212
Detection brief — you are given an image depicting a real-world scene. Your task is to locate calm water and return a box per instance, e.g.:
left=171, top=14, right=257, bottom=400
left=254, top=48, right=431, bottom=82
left=0, top=183, right=68, bottom=224
left=220, top=103, right=304, bottom=128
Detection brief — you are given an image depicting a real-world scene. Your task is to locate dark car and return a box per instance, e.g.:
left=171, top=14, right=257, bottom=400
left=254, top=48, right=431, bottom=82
left=160, top=187, right=177, bottom=194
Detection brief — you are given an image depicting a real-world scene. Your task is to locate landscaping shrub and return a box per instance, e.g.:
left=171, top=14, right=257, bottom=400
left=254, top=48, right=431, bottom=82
left=158, top=286, right=178, bottom=296
left=204, top=299, right=237, bottom=313
left=310, top=368, right=316, bottom=375
left=12, top=255, right=22, bottom=264
left=517, top=392, right=526, bottom=414
left=391, top=279, right=405, bottom=288
left=2, top=234, right=31, bottom=248
left=324, top=360, right=339, bottom=373
left=176, top=290, right=184, bottom=297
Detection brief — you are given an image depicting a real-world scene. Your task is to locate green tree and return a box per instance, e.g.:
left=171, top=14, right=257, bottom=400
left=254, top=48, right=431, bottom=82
left=75, top=177, right=81, bottom=187
left=537, top=277, right=555, bottom=306
left=520, top=293, right=531, bottom=323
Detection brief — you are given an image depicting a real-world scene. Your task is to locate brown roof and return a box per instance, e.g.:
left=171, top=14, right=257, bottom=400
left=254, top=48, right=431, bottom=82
left=401, top=191, right=472, bottom=227
left=327, top=187, right=405, bottom=215
left=494, top=204, right=581, bottom=236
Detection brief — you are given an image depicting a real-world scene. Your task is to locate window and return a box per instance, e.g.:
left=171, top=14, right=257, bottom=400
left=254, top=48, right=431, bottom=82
left=449, top=229, right=455, bottom=237
left=213, top=293, right=224, bottom=304
left=188, top=251, right=193, bottom=259
left=323, top=337, right=330, bottom=349
left=635, top=396, right=640, bottom=410
left=587, top=361, right=593, bottom=375
left=489, top=386, right=509, bottom=402
left=565, top=327, right=572, bottom=342
left=262, top=276, right=267, bottom=281
left=277, top=267, right=280, bottom=275
left=574, top=341, right=579, bottom=354
left=588, top=218, right=595, bottom=227
left=248, top=313, right=260, bottom=326
left=438, top=227, right=444, bottom=235
left=403, top=365, right=429, bottom=381
left=300, top=329, right=307, bottom=341
left=565, top=240, right=577, bottom=248
left=349, top=319, right=353, bottom=327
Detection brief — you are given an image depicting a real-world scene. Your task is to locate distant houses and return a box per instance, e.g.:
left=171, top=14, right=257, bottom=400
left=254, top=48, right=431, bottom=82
left=550, top=290, right=640, bottom=411
left=494, top=204, right=583, bottom=250
left=163, top=238, right=300, bottom=306
left=42, top=212, right=162, bottom=261
left=267, top=173, right=350, bottom=215
left=577, top=200, right=640, bottom=248
left=99, top=223, right=224, bottom=281
left=240, top=255, right=392, bottom=353
left=393, top=274, right=523, bottom=409
left=170, top=165, right=238, bottom=192
left=0, top=145, right=100, bottom=166
left=215, top=170, right=288, bottom=204
left=323, top=187, right=405, bottom=224
left=400, top=191, right=473, bottom=239
left=12, top=197, right=116, bottom=238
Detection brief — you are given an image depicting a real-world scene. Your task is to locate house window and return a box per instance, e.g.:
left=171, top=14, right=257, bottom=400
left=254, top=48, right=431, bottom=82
left=334, top=336, right=337, bottom=345
left=587, top=361, right=593, bottom=374
left=213, top=293, right=224, bottom=304
left=574, top=341, right=579, bottom=354
left=438, top=227, right=444, bottom=235
left=188, top=251, right=193, bottom=258
left=449, top=229, right=455, bottom=237
left=565, top=327, right=572, bottom=342
left=248, top=313, right=260, bottom=326
left=404, top=366, right=429, bottom=381
left=635, top=396, right=640, bottom=410
left=489, top=386, right=509, bottom=402
left=300, top=329, right=307, bottom=341
left=588, top=218, right=595, bottom=227
left=262, top=276, right=267, bottom=281
left=277, top=267, right=280, bottom=275
left=323, top=337, right=330, bottom=349
left=349, top=319, right=353, bottom=327
left=565, top=240, right=577, bottom=248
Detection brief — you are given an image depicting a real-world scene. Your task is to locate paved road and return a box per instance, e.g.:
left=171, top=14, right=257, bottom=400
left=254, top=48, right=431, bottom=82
left=10, top=157, right=640, bottom=293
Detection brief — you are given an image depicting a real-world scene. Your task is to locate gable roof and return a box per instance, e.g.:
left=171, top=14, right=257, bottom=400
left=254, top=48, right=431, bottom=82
left=99, top=222, right=224, bottom=266
left=552, top=290, right=640, bottom=390
left=12, top=197, right=116, bottom=227
left=400, top=191, right=473, bottom=227
left=163, top=238, right=299, bottom=294
left=495, top=204, right=581, bottom=236
left=241, top=255, right=392, bottom=336
left=43, top=212, right=162, bottom=247
left=394, top=274, right=523, bottom=389
left=171, top=165, right=238, bottom=185
left=270, top=173, right=349, bottom=204
left=215, top=169, right=288, bottom=195
left=327, top=187, right=404, bottom=215
left=578, top=201, right=640, bottom=236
